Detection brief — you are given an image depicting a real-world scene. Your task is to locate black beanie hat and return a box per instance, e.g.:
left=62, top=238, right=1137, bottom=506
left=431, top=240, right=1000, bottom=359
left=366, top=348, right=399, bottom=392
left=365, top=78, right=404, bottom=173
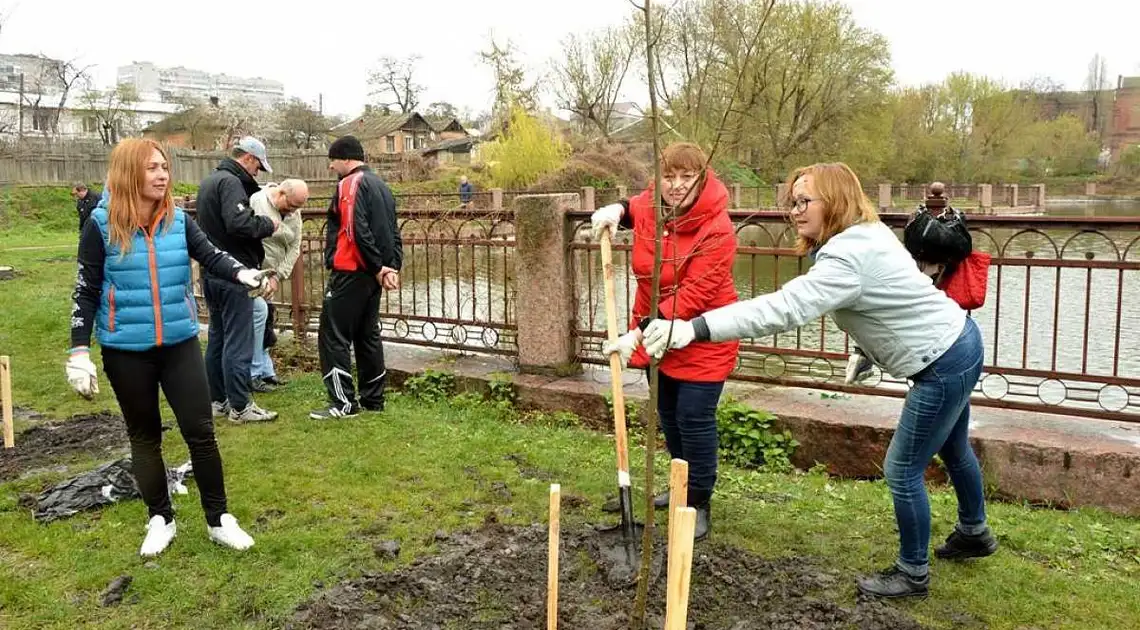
left=328, top=135, right=366, bottom=161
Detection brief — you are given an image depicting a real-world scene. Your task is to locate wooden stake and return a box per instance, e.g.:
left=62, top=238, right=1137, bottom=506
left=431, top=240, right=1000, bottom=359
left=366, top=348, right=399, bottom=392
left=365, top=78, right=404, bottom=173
left=664, top=507, right=697, bottom=630
left=547, top=483, right=561, bottom=630
left=1, top=356, right=12, bottom=449
left=667, top=459, right=688, bottom=550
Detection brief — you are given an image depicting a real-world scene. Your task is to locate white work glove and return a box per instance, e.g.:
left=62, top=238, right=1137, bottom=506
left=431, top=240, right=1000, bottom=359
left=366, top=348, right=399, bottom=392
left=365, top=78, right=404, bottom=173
left=602, top=329, right=642, bottom=369
left=844, top=350, right=874, bottom=385
left=643, top=319, right=696, bottom=359
left=66, top=348, right=99, bottom=399
left=236, top=268, right=270, bottom=293
left=590, top=203, right=624, bottom=241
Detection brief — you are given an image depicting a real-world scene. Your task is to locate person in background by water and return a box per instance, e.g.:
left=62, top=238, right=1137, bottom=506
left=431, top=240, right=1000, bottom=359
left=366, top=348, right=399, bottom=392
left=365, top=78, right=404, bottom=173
left=72, top=182, right=101, bottom=233
left=66, top=138, right=270, bottom=557
left=590, top=142, right=740, bottom=542
left=639, top=162, right=997, bottom=599
left=459, top=175, right=474, bottom=209
left=248, top=179, right=308, bottom=392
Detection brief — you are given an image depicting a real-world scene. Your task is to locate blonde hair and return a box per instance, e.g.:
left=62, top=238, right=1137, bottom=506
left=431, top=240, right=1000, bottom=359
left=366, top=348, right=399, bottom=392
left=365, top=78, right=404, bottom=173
left=105, top=138, right=174, bottom=253
left=783, top=162, right=879, bottom=255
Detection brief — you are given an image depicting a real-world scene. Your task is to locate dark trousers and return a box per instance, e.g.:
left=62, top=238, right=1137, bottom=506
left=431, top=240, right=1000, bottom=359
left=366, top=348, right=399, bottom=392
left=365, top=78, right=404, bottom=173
left=102, top=337, right=228, bottom=526
left=318, top=271, right=386, bottom=411
left=657, top=371, right=725, bottom=507
left=203, top=275, right=254, bottom=411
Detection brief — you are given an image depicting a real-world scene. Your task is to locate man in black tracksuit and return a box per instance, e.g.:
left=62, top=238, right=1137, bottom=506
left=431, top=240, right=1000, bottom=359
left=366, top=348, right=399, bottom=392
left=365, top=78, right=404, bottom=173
left=311, top=135, right=402, bottom=420
left=196, top=137, right=280, bottom=423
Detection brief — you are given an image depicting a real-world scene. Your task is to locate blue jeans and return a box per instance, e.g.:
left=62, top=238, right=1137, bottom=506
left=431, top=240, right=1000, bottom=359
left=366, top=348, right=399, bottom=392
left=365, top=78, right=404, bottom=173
left=251, top=297, right=276, bottom=380
left=656, top=371, right=725, bottom=507
left=203, top=276, right=254, bottom=411
left=885, top=317, right=986, bottom=575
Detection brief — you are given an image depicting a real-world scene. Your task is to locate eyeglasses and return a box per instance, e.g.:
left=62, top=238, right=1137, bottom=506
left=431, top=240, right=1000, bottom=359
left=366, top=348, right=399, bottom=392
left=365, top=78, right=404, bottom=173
left=789, top=197, right=814, bottom=214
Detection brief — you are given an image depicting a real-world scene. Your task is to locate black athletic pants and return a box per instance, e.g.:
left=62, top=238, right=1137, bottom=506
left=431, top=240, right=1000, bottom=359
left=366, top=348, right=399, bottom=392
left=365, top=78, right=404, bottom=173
left=102, top=337, right=228, bottom=526
left=318, top=271, right=387, bottom=411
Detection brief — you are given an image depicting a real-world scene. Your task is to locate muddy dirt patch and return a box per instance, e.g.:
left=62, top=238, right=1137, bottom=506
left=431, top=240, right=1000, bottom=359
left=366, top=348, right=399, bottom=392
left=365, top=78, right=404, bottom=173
left=289, top=522, right=927, bottom=630
left=0, top=411, right=128, bottom=481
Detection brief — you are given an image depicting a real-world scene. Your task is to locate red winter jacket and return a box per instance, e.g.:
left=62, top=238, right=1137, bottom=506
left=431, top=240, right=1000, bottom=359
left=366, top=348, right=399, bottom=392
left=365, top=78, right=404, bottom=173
left=624, top=170, right=740, bottom=382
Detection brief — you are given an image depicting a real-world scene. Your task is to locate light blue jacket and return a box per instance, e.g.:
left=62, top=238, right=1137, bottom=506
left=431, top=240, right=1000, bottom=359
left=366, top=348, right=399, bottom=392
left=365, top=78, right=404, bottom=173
left=702, top=221, right=967, bottom=378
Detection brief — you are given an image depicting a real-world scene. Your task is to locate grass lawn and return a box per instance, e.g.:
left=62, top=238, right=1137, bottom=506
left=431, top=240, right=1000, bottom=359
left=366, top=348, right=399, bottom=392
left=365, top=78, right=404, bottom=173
left=0, top=231, right=1138, bottom=629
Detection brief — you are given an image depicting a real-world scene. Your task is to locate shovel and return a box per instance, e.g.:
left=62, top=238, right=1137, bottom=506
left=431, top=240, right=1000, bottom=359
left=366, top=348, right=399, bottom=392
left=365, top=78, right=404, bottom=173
left=596, top=230, right=639, bottom=564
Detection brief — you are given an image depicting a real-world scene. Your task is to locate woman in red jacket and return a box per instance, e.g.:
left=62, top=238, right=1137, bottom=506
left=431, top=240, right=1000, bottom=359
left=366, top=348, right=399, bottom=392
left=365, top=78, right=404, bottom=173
left=592, top=142, right=739, bottom=541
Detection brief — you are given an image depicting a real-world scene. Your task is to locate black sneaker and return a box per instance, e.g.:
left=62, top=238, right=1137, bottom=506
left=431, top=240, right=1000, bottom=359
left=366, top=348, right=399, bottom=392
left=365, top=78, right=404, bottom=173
left=856, top=566, right=929, bottom=599
left=935, top=527, right=999, bottom=560
left=262, top=375, right=287, bottom=387
left=653, top=491, right=670, bottom=510
left=309, top=403, right=360, bottom=420
left=361, top=402, right=384, bottom=413
left=251, top=378, right=277, bottom=393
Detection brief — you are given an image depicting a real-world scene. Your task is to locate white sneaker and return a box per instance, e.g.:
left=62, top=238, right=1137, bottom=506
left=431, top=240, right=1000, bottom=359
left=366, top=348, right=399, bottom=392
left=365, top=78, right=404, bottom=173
left=208, top=514, right=255, bottom=551
left=140, top=515, right=177, bottom=557
left=229, top=402, right=278, bottom=424
left=211, top=401, right=230, bottom=418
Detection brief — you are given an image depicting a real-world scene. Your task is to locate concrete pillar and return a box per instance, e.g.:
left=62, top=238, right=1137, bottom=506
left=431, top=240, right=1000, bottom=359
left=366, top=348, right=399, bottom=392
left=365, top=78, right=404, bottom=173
left=617, top=185, right=628, bottom=200
left=776, top=183, right=789, bottom=207
left=979, top=184, right=993, bottom=212
left=732, top=183, right=742, bottom=209
left=580, top=186, right=596, bottom=211
left=878, top=183, right=892, bottom=210
left=513, top=193, right=580, bottom=375
left=1085, top=182, right=1097, bottom=196
left=491, top=188, right=503, bottom=211
left=1008, top=184, right=1019, bottom=208
left=1034, top=184, right=1046, bottom=209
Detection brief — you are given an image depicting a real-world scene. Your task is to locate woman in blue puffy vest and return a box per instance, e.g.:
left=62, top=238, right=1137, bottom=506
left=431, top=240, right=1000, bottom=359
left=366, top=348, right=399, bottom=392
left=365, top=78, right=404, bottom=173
left=66, top=138, right=270, bottom=557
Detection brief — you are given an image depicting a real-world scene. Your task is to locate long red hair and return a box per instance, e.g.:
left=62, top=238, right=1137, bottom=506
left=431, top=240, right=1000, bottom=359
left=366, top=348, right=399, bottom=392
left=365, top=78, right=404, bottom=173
left=106, top=138, right=174, bottom=253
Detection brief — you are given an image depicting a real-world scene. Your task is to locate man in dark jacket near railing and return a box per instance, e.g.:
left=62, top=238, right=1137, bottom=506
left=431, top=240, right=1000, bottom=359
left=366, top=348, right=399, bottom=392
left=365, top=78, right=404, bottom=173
left=196, top=136, right=280, bottom=424
left=311, top=135, right=402, bottom=420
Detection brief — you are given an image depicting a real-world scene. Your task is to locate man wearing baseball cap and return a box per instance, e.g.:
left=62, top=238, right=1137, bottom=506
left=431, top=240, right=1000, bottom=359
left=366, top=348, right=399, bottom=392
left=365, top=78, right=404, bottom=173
left=196, top=136, right=280, bottom=424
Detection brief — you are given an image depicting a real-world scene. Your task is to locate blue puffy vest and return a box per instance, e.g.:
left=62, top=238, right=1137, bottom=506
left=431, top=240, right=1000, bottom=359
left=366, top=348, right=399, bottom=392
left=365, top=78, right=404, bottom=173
left=90, top=203, right=200, bottom=351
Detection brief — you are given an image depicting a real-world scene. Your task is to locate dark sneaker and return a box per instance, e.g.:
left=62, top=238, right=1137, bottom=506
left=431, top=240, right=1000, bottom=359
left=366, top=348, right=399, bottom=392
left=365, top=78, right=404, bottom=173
left=361, top=401, right=385, bottom=413
left=251, top=378, right=276, bottom=393
left=653, top=491, right=670, bottom=510
left=856, top=566, right=929, bottom=599
left=262, top=375, right=287, bottom=387
left=694, top=503, right=710, bottom=542
left=309, top=403, right=360, bottom=420
left=935, top=527, right=999, bottom=560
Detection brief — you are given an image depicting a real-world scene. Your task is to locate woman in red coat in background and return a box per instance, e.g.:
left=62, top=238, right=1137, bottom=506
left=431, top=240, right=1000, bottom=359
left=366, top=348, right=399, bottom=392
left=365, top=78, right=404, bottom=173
left=591, top=142, right=739, bottom=541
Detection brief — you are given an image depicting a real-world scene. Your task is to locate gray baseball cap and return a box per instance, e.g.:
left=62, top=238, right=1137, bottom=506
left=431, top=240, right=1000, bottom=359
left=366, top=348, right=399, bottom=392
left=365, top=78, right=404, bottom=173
left=235, top=136, right=273, bottom=173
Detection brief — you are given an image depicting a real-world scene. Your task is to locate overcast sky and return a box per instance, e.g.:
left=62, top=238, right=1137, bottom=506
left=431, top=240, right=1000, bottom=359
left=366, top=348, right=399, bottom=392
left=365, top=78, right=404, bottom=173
left=1, top=0, right=1138, bottom=119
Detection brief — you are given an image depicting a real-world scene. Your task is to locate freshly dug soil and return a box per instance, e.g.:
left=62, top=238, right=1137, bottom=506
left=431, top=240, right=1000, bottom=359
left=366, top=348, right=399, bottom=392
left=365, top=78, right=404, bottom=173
left=0, top=411, right=128, bottom=481
left=289, top=521, right=927, bottom=630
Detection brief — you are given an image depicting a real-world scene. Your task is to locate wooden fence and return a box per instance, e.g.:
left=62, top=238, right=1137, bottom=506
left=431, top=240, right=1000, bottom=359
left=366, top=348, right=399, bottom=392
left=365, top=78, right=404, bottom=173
left=0, top=149, right=408, bottom=185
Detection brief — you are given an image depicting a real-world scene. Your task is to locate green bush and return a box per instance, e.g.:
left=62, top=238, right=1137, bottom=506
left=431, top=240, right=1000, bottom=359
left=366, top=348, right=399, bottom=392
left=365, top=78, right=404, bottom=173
left=401, top=369, right=456, bottom=403
left=716, top=397, right=797, bottom=473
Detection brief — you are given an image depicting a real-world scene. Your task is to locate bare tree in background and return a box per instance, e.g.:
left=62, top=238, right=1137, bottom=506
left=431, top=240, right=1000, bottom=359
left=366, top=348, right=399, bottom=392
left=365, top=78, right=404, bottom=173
left=1085, top=53, right=1110, bottom=141
left=50, top=57, right=93, bottom=135
left=79, top=84, right=140, bottom=145
left=479, top=37, right=540, bottom=129
left=551, top=24, right=639, bottom=138
left=368, top=55, right=423, bottom=114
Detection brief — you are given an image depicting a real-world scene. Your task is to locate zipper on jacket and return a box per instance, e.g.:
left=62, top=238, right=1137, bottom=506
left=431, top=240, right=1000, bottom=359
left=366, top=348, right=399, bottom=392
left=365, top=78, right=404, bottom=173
left=107, top=285, right=116, bottom=332
left=145, top=225, right=164, bottom=347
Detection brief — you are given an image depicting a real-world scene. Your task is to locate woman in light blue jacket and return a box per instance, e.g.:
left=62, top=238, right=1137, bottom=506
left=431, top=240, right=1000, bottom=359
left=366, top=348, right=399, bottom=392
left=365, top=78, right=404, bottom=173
left=642, top=162, right=996, bottom=599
